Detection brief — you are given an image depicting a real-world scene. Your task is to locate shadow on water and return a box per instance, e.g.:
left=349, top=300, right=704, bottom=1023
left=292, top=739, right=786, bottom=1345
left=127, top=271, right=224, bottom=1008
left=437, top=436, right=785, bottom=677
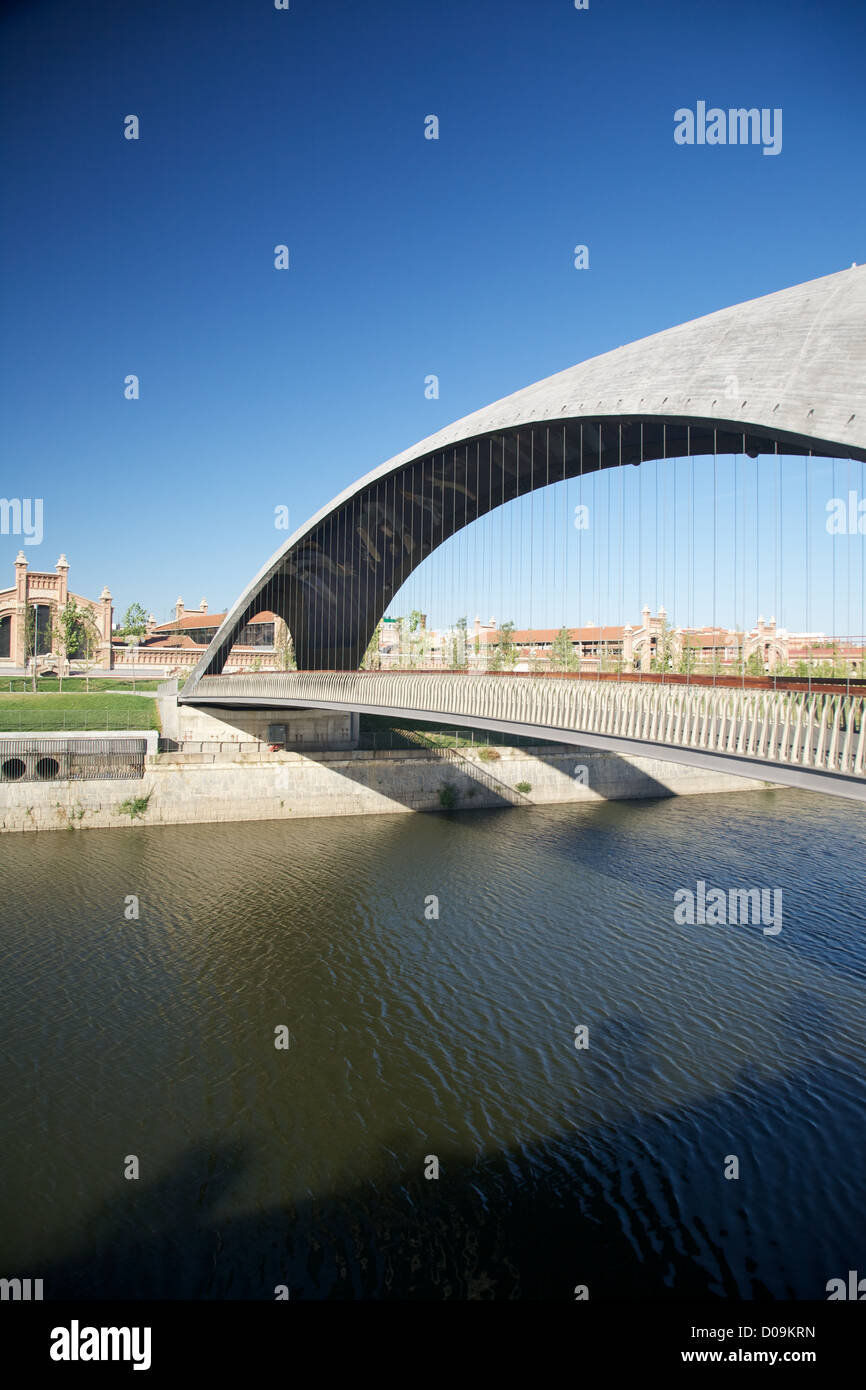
left=32, top=1049, right=865, bottom=1301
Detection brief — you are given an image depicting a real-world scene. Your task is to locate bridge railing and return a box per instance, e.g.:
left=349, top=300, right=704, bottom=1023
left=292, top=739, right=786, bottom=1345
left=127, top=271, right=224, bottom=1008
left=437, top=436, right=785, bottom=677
left=193, top=672, right=866, bottom=783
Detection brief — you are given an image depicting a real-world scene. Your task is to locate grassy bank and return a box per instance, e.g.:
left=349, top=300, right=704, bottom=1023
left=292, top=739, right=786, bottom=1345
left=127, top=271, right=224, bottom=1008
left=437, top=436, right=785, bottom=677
left=356, top=713, right=557, bottom=750
left=0, top=677, right=162, bottom=693
left=0, top=692, right=160, bottom=732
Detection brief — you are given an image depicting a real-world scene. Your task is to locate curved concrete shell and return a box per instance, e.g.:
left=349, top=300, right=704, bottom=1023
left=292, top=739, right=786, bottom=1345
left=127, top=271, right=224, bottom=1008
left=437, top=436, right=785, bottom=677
left=183, top=265, right=866, bottom=688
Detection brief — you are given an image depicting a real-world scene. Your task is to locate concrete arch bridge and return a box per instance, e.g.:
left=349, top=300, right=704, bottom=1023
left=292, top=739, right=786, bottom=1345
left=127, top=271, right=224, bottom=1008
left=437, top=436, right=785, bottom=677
left=181, top=266, right=866, bottom=798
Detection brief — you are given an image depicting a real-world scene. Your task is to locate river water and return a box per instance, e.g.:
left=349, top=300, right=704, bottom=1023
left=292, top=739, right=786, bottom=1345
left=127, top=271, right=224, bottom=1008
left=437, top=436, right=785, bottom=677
left=1, top=789, right=864, bottom=1300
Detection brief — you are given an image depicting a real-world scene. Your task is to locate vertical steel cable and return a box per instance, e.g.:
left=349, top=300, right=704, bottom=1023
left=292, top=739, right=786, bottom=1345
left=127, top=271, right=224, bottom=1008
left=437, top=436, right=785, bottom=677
left=463, top=444, right=469, bottom=663
left=488, top=438, right=493, bottom=633
left=579, top=423, right=584, bottom=650
left=619, top=423, right=624, bottom=682
left=529, top=430, right=534, bottom=655
left=670, top=439, right=676, bottom=680
left=477, top=448, right=483, bottom=653
left=717, top=422, right=722, bottom=683
left=688, top=431, right=693, bottom=687
left=343, top=485, right=351, bottom=670
left=832, top=456, right=837, bottom=686
left=807, top=453, right=812, bottom=696
left=660, top=432, right=666, bottom=685
left=655, top=453, right=659, bottom=617
left=594, top=427, right=600, bottom=652
left=756, top=450, right=761, bottom=678
left=500, top=435, right=506, bottom=641
left=847, top=453, right=854, bottom=696
left=563, top=425, right=569, bottom=641
left=606, top=441, right=611, bottom=675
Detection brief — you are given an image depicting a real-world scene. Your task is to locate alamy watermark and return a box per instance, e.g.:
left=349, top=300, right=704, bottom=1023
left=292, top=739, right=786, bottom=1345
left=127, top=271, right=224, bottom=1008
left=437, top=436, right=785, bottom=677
left=50, top=1322, right=152, bottom=1371
left=826, top=492, right=866, bottom=535
left=674, top=880, right=782, bottom=935
left=0, top=498, right=43, bottom=544
left=826, top=1269, right=866, bottom=1299
left=1, top=1276, right=43, bottom=1300
left=674, top=103, right=782, bottom=156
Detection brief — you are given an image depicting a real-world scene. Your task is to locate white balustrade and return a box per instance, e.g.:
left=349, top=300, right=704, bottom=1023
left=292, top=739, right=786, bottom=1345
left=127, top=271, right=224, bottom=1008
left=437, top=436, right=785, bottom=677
left=191, top=674, right=866, bottom=784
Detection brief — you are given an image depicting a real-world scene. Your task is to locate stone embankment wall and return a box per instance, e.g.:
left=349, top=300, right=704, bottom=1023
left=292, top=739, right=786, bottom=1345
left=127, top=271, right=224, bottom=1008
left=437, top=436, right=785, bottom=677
left=0, top=744, right=772, bottom=834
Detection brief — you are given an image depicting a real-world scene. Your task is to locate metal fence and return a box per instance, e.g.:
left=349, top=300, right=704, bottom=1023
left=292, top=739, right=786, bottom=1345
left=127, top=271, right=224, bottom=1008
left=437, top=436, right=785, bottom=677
left=157, top=738, right=265, bottom=755
left=355, top=726, right=564, bottom=751
left=0, top=738, right=147, bottom=783
left=0, top=711, right=156, bottom=732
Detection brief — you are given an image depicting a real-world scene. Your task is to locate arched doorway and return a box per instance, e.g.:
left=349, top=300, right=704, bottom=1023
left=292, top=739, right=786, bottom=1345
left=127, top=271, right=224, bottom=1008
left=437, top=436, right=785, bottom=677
left=31, top=604, right=52, bottom=657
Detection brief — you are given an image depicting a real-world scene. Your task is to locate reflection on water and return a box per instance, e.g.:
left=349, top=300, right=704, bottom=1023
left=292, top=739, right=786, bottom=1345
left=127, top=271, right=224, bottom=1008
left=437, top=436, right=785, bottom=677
left=0, top=789, right=864, bottom=1298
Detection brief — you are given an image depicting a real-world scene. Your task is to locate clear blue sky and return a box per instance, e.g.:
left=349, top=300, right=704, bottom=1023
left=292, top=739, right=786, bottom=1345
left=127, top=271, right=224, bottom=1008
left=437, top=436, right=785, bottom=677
left=2, top=0, right=864, bottom=634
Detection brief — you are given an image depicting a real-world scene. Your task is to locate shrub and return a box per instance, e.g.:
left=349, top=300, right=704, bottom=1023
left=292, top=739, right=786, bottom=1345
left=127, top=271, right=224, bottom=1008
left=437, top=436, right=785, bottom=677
left=479, top=747, right=501, bottom=761
left=515, top=781, right=532, bottom=794
left=118, top=792, right=152, bottom=820
left=438, top=784, right=458, bottom=808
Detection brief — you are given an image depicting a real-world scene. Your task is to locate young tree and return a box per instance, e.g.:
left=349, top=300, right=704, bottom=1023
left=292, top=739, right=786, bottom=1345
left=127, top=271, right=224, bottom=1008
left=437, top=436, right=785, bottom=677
left=59, top=598, right=99, bottom=664
left=745, top=649, right=764, bottom=677
left=677, top=638, right=698, bottom=675
left=549, top=626, right=576, bottom=671
left=58, top=598, right=87, bottom=691
left=275, top=630, right=296, bottom=671
left=361, top=621, right=383, bottom=670
left=24, top=604, right=52, bottom=692
left=405, top=611, right=430, bottom=668
left=120, top=602, right=148, bottom=638
left=825, top=641, right=844, bottom=677
left=449, top=616, right=468, bottom=669
left=392, top=616, right=406, bottom=667
left=487, top=621, right=517, bottom=671
left=650, top=614, right=675, bottom=673
left=500, top=621, right=518, bottom=669
left=77, top=607, right=103, bottom=690
left=23, top=605, right=37, bottom=693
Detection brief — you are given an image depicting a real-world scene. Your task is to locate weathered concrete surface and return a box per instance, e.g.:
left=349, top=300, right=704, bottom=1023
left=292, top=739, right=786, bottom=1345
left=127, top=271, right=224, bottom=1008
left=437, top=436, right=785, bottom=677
left=0, top=745, right=774, bottom=834
left=159, top=697, right=357, bottom=749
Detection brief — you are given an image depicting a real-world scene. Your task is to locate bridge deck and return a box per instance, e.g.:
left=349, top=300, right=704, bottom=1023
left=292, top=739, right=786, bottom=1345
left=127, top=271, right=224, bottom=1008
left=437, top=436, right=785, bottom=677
left=181, top=672, right=866, bottom=802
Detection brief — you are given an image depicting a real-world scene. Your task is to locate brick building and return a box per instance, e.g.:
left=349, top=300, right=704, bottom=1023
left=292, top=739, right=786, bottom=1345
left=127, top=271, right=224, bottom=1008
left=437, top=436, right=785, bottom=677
left=0, top=551, right=113, bottom=671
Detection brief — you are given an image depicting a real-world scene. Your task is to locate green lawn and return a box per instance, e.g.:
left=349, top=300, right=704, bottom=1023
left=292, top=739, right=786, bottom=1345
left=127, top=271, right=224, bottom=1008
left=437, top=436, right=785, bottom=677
left=0, top=677, right=162, bottom=693
left=0, top=692, right=160, bottom=731
left=356, top=713, right=540, bottom=749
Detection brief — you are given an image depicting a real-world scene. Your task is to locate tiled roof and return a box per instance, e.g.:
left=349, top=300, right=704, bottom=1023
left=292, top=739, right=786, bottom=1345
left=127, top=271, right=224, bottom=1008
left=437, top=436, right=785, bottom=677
left=153, top=611, right=275, bottom=632
left=476, top=625, right=626, bottom=645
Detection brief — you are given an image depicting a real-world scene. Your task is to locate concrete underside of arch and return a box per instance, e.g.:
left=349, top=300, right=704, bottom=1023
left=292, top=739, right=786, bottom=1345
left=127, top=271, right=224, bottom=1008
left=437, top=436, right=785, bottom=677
left=183, top=265, right=866, bottom=689
left=185, top=695, right=866, bottom=802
